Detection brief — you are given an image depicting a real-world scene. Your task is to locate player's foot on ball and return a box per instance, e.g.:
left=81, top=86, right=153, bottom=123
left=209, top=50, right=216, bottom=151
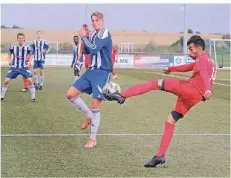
left=144, top=156, right=166, bottom=168
left=31, top=98, right=37, bottom=102
left=84, top=138, right=96, bottom=149
left=80, top=118, right=92, bottom=130
left=104, top=92, right=125, bottom=104
left=39, top=86, right=43, bottom=90
left=20, top=88, right=28, bottom=92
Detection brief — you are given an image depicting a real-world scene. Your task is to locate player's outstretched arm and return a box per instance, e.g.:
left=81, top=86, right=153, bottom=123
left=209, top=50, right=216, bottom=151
left=165, top=62, right=195, bottom=73
left=81, top=30, right=109, bottom=55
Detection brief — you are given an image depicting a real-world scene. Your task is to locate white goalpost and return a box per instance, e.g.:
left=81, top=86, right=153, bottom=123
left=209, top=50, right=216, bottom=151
left=209, top=39, right=231, bottom=69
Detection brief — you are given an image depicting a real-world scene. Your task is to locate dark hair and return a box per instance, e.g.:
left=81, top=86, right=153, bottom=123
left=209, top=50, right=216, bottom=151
left=187, top=35, right=205, bottom=50
left=73, top=35, right=79, bottom=38
left=17, top=33, right=25, bottom=38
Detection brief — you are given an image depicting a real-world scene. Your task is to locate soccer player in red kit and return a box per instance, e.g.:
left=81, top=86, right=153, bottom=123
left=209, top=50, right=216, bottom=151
left=103, top=35, right=216, bottom=167
left=79, top=43, right=91, bottom=69
left=111, top=46, right=118, bottom=79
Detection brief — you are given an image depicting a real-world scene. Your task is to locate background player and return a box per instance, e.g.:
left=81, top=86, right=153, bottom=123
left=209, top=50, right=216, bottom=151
left=71, top=36, right=83, bottom=82
left=1, top=33, right=36, bottom=101
left=111, top=45, right=118, bottom=79
left=66, top=11, right=112, bottom=149
left=32, top=30, right=49, bottom=90
left=103, top=35, right=216, bottom=167
left=79, top=42, right=91, bottom=70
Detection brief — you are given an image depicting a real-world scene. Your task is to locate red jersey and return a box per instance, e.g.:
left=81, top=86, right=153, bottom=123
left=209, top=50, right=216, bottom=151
left=168, top=53, right=216, bottom=95
left=80, top=43, right=90, bottom=64
left=112, top=47, right=118, bottom=63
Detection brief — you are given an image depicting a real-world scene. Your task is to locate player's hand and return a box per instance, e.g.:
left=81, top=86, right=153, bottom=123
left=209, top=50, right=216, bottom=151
left=76, top=60, right=80, bottom=65
left=9, top=61, right=12, bottom=66
left=79, top=28, right=87, bottom=37
left=163, top=68, right=171, bottom=74
left=204, top=90, right=212, bottom=100
left=42, top=50, right=46, bottom=54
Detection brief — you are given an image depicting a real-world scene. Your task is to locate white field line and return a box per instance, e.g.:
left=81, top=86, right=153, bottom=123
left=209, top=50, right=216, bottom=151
left=145, top=71, right=231, bottom=87
left=1, top=133, right=230, bottom=137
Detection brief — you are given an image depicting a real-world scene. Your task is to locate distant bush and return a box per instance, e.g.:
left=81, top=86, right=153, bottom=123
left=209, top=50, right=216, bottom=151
left=188, top=29, right=193, bottom=33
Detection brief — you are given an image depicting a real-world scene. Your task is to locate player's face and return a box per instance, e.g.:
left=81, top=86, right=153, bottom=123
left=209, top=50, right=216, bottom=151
left=91, top=16, right=103, bottom=31
left=74, top=37, right=79, bottom=44
left=37, top=32, right=43, bottom=39
left=17, top=35, right=25, bottom=45
left=188, top=43, right=199, bottom=59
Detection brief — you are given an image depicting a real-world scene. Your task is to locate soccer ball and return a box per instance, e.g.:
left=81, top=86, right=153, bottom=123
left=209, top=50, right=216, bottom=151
left=102, top=82, right=121, bottom=94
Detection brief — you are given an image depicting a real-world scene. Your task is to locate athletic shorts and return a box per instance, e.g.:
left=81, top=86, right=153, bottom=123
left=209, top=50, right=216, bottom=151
left=162, top=78, right=203, bottom=117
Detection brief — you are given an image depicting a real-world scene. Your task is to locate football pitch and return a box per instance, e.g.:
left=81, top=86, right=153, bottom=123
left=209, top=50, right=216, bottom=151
left=1, top=67, right=230, bottom=177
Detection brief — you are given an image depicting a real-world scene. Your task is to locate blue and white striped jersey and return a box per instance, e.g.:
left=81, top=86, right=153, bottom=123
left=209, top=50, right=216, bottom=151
left=81, top=28, right=113, bottom=72
left=8, top=43, right=31, bottom=68
left=32, top=39, right=49, bottom=61
left=71, top=44, right=84, bottom=65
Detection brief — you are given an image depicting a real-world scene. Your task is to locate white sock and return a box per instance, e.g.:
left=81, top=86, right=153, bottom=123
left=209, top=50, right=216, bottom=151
left=90, top=109, right=100, bottom=140
left=29, top=85, right=36, bottom=99
left=40, top=75, right=44, bottom=86
left=34, top=75, right=39, bottom=85
left=69, top=97, right=92, bottom=118
left=1, top=85, right=8, bottom=98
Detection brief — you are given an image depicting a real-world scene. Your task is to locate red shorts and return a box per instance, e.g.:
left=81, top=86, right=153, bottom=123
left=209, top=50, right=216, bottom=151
left=84, top=54, right=90, bottom=68
left=163, top=78, right=203, bottom=117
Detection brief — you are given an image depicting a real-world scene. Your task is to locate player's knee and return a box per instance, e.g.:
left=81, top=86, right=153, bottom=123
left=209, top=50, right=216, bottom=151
left=170, top=111, right=183, bottom=123
left=92, top=99, right=101, bottom=109
left=27, top=78, right=33, bottom=85
left=158, top=79, right=164, bottom=90
left=4, top=78, right=11, bottom=85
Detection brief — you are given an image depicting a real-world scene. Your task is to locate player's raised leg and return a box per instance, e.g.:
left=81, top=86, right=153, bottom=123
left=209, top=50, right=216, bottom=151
left=103, top=79, right=162, bottom=104
left=66, top=74, right=93, bottom=130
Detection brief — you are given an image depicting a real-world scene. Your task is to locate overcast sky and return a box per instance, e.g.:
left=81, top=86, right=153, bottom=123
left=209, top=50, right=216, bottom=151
left=1, top=4, right=230, bottom=33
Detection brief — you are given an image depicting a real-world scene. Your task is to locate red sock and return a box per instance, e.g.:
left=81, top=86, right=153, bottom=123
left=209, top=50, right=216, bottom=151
left=155, top=121, right=175, bottom=157
left=121, top=80, right=158, bottom=98
left=22, top=76, right=28, bottom=88
left=111, top=70, right=116, bottom=76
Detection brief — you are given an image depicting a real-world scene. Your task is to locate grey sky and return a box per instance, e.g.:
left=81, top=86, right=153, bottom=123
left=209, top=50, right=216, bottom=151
left=1, top=4, right=230, bottom=34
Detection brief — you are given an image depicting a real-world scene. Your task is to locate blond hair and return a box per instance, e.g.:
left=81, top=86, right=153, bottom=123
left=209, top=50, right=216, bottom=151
left=91, top=11, right=104, bottom=20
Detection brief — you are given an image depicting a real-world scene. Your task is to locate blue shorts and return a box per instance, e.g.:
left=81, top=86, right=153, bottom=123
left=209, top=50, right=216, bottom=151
left=33, top=60, right=45, bottom=69
left=6, top=68, right=33, bottom=79
left=73, top=69, right=111, bottom=100
left=74, top=63, right=83, bottom=72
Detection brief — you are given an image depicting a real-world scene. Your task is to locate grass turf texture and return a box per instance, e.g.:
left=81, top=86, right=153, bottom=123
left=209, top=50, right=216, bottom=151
left=1, top=67, right=230, bottom=177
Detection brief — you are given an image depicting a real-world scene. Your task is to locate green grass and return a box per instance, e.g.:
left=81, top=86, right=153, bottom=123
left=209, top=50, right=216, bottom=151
left=1, top=67, right=230, bottom=177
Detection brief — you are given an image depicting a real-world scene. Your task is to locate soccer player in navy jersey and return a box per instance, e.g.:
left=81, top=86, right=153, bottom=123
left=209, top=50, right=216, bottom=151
left=71, top=36, right=84, bottom=82
left=1, top=33, right=36, bottom=102
left=66, top=11, right=113, bottom=149
left=104, top=35, right=216, bottom=167
left=32, top=30, right=49, bottom=90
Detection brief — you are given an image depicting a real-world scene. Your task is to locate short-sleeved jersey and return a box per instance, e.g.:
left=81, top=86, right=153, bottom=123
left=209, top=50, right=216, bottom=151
left=8, top=43, right=31, bottom=68
left=112, top=47, right=118, bottom=63
left=32, top=39, right=49, bottom=61
left=81, top=28, right=113, bottom=72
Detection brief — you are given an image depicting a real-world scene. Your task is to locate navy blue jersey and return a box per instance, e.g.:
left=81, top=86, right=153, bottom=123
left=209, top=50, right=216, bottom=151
left=81, top=28, right=112, bottom=72
left=8, top=43, right=31, bottom=68
left=32, top=39, right=49, bottom=61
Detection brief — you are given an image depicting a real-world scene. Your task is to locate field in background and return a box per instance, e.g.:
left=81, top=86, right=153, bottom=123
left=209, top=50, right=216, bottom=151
left=1, top=67, right=230, bottom=177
